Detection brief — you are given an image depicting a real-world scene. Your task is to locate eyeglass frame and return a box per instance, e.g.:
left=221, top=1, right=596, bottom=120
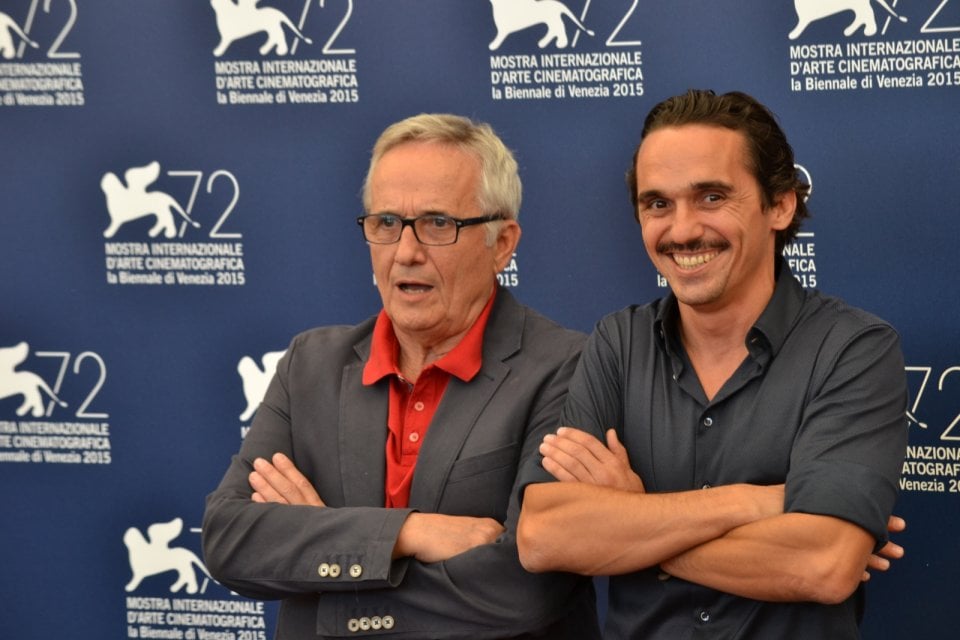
left=356, top=213, right=505, bottom=246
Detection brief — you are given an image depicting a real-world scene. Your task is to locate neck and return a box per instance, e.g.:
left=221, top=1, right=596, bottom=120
left=394, top=330, right=467, bottom=382
left=676, top=277, right=776, bottom=401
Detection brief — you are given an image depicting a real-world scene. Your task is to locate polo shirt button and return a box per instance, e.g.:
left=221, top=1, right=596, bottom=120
left=329, top=563, right=341, bottom=578
left=703, top=416, right=713, bottom=428
left=349, top=563, right=363, bottom=578
left=317, top=563, right=330, bottom=577
left=408, top=432, right=420, bottom=442
left=347, top=618, right=360, bottom=632
left=699, top=609, right=711, bottom=623
left=414, top=401, right=425, bottom=411
left=382, top=615, right=395, bottom=629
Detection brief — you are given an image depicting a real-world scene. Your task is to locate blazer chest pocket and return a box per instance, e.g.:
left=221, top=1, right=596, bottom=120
left=441, top=444, right=520, bottom=519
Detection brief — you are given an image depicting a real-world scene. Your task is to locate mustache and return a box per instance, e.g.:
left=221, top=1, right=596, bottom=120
left=656, top=240, right=729, bottom=254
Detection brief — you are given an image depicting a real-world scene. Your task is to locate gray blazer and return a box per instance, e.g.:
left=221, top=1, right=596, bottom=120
left=202, top=289, right=600, bottom=639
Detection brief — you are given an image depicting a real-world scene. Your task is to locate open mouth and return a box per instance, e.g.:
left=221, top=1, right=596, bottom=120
left=398, top=282, right=433, bottom=293
left=671, top=250, right=720, bottom=269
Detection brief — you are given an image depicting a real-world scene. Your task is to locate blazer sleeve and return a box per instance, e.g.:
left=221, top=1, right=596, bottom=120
left=201, top=328, right=415, bottom=599
left=311, top=328, right=598, bottom=638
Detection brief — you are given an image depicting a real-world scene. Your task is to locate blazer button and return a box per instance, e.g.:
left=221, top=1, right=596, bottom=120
left=370, top=616, right=383, bottom=630
left=317, top=562, right=330, bottom=577
left=349, top=563, right=363, bottom=578
left=359, top=617, right=372, bottom=631
left=329, top=563, right=342, bottom=578
left=347, top=618, right=360, bottom=632
left=382, top=615, right=395, bottom=629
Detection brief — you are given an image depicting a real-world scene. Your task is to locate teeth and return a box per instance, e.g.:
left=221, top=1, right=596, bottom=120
left=672, top=251, right=719, bottom=269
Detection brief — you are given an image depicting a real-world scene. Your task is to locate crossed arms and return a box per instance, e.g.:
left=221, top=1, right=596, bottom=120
left=249, top=452, right=505, bottom=563
left=517, top=427, right=904, bottom=605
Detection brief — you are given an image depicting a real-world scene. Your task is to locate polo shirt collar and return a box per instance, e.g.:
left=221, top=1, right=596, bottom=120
left=362, top=290, right=496, bottom=385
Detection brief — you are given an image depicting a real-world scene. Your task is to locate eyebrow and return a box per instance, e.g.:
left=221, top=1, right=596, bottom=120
left=369, top=209, right=452, bottom=218
left=636, top=180, right=734, bottom=202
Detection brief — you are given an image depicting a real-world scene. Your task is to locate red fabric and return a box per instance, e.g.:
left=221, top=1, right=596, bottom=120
left=362, top=292, right=495, bottom=508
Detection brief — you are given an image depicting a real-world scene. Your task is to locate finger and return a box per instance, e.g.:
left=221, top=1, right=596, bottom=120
left=540, top=435, right=600, bottom=482
left=540, top=450, right=582, bottom=482
left=866, top=554, right=891, bottom=572
left=253, top=457, right=306, bottom=503
left=605, top=429, right=629, bottom=463
left=876, top=540, right=904, bottom=560
left=551, top=428, right=620, bottom=473
left=272, top=452, right=324, bottom=506
left=249, top=467, right=289, bottom=504
left=887, top=515, right=906, bottom=533
left=556, top=427, right=616, bottom=462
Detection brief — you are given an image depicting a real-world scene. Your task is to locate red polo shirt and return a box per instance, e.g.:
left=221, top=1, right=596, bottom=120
left=362, top=292, right=495, bottom=508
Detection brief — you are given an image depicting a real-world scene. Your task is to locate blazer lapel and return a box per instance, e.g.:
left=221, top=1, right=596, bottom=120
left=407, top=289, right=524, bottom=512
left=338, top=338, right=388, bottom=507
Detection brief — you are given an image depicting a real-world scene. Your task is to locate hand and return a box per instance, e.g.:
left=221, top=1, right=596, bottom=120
left=249, top=452, right=325, bottom=507
left=394, top=513, right=505, bottom=563
left=862, top=515, right=905, bottom=581
left=540, top=427, right=645, bottom=492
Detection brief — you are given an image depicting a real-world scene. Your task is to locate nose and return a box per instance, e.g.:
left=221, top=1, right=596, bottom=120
left=393, top=224, right=426, bottom=265
left=669, top=202, right=704, bottom=244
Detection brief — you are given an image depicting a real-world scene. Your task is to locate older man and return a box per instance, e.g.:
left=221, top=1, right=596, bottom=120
left=517, top=90, right=907, bottom=638
left=202, top=114, right=599, bottom=639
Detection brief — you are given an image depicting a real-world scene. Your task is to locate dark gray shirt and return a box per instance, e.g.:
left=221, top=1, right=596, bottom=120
left=522, top=264, right=907, bottom=639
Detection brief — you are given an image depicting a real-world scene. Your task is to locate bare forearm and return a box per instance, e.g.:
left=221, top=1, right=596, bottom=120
left=661, top=513, right=874, bottom=604
left=518, top=482, right=783, bottom=575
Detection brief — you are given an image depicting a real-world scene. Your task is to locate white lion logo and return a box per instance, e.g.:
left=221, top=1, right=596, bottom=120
left=488, top=0, right=594, bottom=50
left=789, top=0, right=908, bottom=40
left=123, top=518, right=211, bottom=594
left=238, top=350, right=285, bottom=421
left=0, top=11, right=39, bottom=59
left=0, top=342, right=67, bottom=418
left=211, top=0, right=313, bottom=56
left=101, top=161, right=200, bottom=239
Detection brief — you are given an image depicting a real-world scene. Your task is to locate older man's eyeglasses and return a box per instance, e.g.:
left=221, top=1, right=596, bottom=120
left=357, top=213, right=504, bottom=246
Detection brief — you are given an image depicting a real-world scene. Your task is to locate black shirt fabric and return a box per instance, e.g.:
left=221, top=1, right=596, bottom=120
left=521, top=262, right=908, bottom=639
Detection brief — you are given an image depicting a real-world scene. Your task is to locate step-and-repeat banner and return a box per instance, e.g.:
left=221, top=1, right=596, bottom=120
left=1, top=1, right=957, bottom=637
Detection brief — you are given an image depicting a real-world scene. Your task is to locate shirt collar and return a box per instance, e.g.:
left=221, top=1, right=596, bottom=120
left=362, top=289, right=497, bottom=385
left=653, top=258, right=806, bottom=363
left=749, top=258, right=806, bottom=358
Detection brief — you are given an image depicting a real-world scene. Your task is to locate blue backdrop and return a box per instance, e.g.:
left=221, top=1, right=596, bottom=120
left=2, top=1, right=957, bottom=637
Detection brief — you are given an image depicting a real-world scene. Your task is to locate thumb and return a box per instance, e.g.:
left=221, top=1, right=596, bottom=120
left=606, top=428, right=628, bottom=461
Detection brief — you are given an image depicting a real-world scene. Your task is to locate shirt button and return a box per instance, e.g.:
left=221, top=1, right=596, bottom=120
left=699, top=610, right=711, bottom=623
left=349, top=563, right=363, bottom=578
left=408, top=432, right=420, bottom=442
left=703, top=416, right=713, bottom=428
left=701, top=483, right=712, bottom=489
left=414, top=401, right=425, bottom=411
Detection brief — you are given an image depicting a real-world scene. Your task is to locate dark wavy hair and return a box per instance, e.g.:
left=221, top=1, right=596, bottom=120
left=626, top=90, right=810, bottom=257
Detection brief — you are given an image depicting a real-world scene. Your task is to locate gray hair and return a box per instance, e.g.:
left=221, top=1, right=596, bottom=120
left=362, top=114, right=522, bottom=243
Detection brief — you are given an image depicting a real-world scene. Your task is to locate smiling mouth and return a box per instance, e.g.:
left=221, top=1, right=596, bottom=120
left=671, top=250, right=720, bottom=269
